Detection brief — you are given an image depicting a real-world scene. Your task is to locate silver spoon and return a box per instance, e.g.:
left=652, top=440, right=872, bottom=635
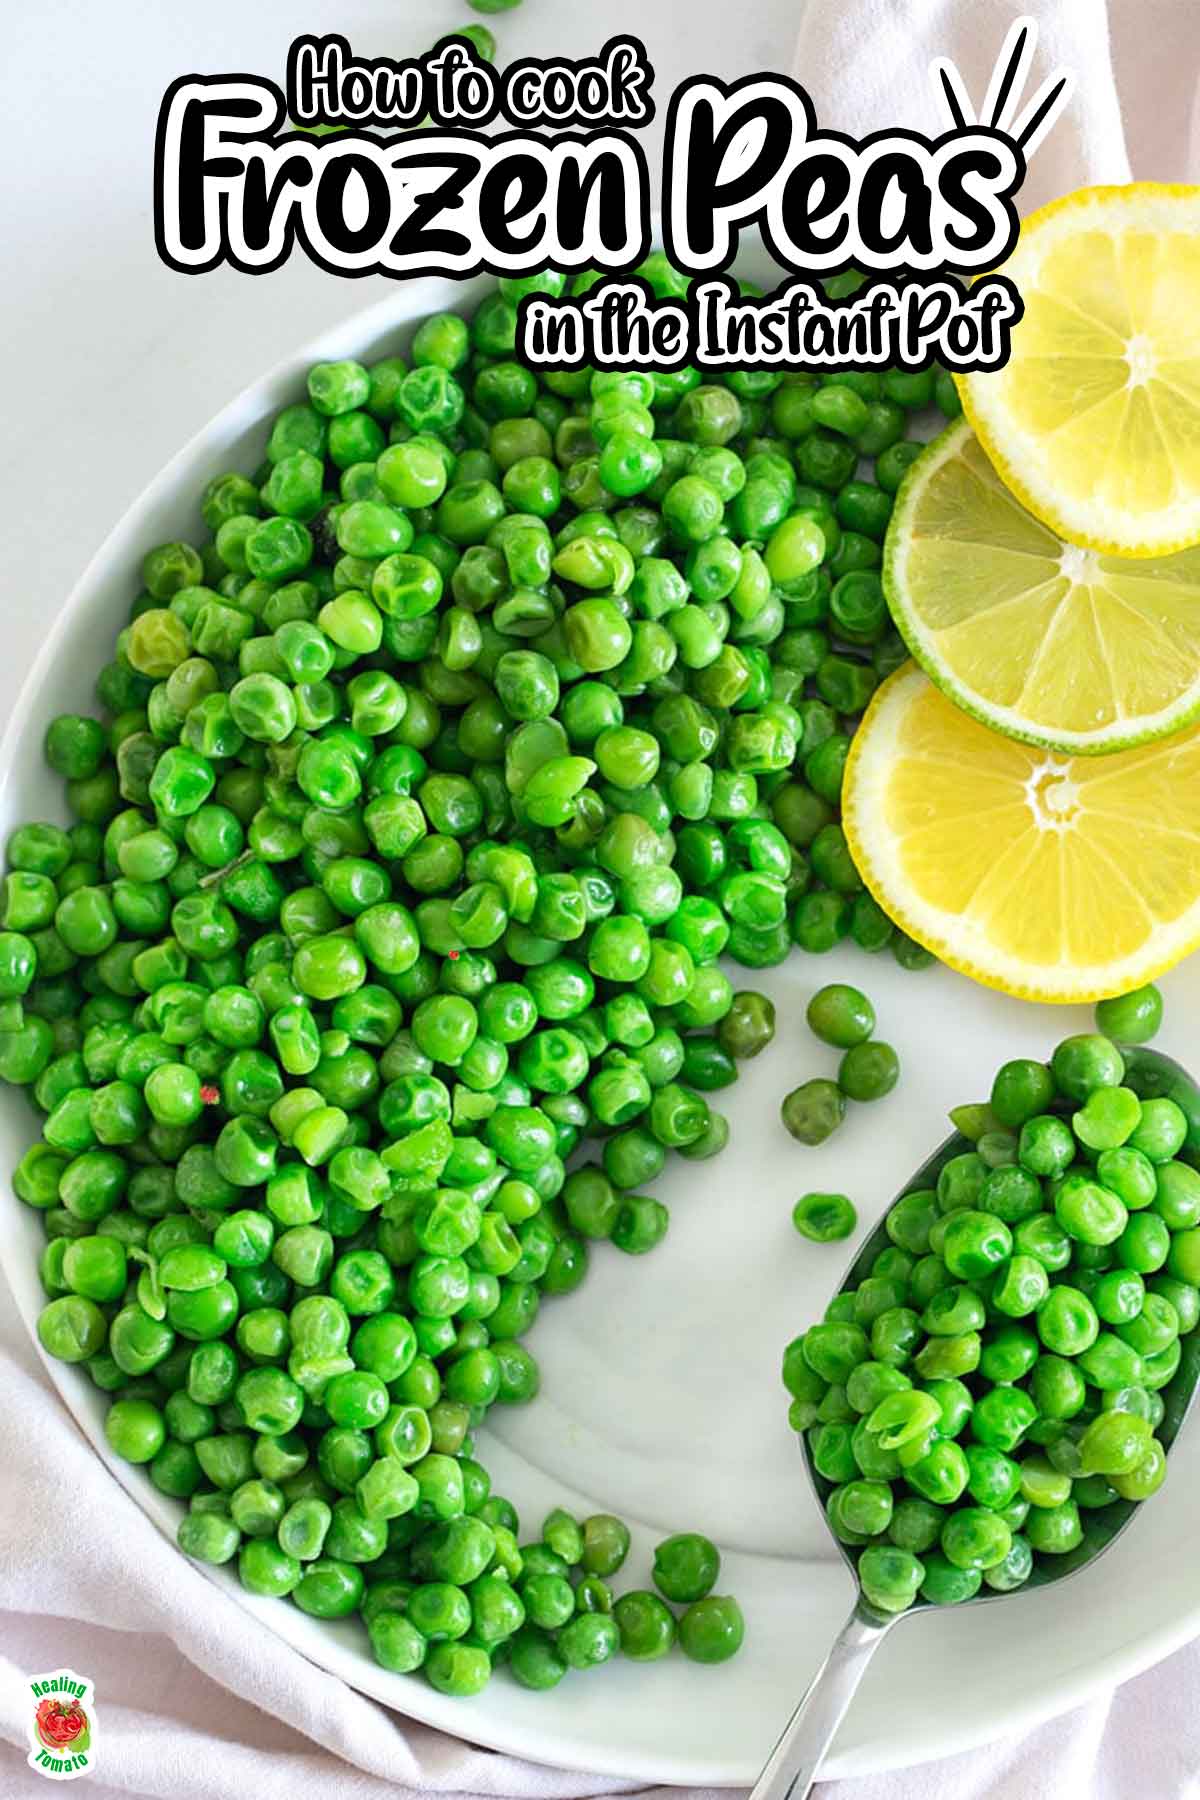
left=750, top=1045, right=1200, bottom=1800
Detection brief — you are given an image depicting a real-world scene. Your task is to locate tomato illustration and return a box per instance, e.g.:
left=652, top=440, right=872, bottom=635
left=34, top=1698, right=87, bottom=1751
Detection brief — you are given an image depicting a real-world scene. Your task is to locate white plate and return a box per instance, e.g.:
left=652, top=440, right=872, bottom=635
left=3, top=261, right=1200, bottom=1787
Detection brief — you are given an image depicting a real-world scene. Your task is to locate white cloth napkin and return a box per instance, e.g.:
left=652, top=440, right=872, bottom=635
left=4, top=3, right=1200, bottom=1798
left=793, top=0, right=1129, bottom=213
left=792, top=0, right=1199, bottom=210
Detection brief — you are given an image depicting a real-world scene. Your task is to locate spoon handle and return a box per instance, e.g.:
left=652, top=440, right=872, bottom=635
left=748, top=1606, right=891, bottom=1800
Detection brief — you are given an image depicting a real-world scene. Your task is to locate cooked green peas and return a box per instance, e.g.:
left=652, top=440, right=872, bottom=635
left=1018, top=1114, right=1076, bottom=1178
left=806, top=983, right=875, bottom=1048
left=177, top=1510, right=241, bottom=1566
left=38, top=1295, right=107, bottom=1362
left=788, top=1025, right=1200, bottom=1615
left=613, top=1588, right=676, bottom=1659
left=1025, top=1501, right=1083, bottom=1556
left=1073, top=1086, right=1142, bottom=1151
left=857, top=1547, right=924, bottom=1615
left=677, top=1594, right=745, bottom=1662
left=557, top=1612, right=620, bottom=1670
left=792, top=1192, right=857, bottom=1243
left=782, top=1079, right=846, bottom=1146
left=8, top=275, right=965, bottom=1698
left=991, top=1059, right=1055, bottom=1128
left=714, top=990, right=774, bottom=1060
left=63, top=1234, right=127, bottom=1302
left=652, top=1532, right=719, bottom=1603
left=867, top=1389, right=940, bottom=1449
left=1129, top=1097, right=1188, bottom=1162
left=838, top=1041, right=899, bottom=1103
left=1035, top=1283, right=1100, bottom=1355
left=46, top=715, right=108, bottom=781
left=804, top=1322, right=869, bottom=1384
left=940, top=1508, right=1012, bottom=1573
left=939, top=1210, right=1012, bottom=1280
left=1051, top=1173, right=1127, bottom=1246
left=1051, top=1034, right=1124, bottom=1102
left=292, top=1557, right=365, bottom=1619
left=580, top=1511, right=630, bottom=1577
left=918, top=1554, right=979, bottom=1606
left=905, top=1440, right=969, bottom=1504
left=1094, top=985, right=1163, bottom=1045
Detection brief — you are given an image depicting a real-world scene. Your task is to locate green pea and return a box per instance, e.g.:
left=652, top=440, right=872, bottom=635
left=792, top=1192, right=857, bottom=1243
left=838, top=1041, right=899, bottom=1104
left=1094, top=984, right=1162, bottom=1045
left=781, top=1078, right=846, bottom=1146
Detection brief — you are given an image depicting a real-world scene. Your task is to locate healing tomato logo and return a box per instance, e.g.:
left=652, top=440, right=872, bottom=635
left=35, top=1699, right=88, bottom=1751
left=26, top=1670, right=96, bottom=1782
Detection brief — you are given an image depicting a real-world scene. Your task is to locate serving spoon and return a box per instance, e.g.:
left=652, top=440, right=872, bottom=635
left=749, top=1045, right=1200, bottom=1800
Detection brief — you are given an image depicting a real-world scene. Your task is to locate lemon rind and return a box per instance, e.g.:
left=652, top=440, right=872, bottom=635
left=842, top=664, right=1200, bottom=1003
left=957, top=181, right=1200, bottom=560
left=883, top=419, right=1200, bottom=754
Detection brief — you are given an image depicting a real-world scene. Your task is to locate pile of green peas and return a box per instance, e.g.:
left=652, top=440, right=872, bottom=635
left=783, top=1023, right=1200, bottom=1616
left=782, top=982, right=900, bottom=1147
left=3, top=261, right=970, bottom=1696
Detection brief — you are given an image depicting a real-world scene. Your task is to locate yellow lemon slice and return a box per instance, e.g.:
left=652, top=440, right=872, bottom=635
left=842, top=662, right=1200, bottom=1001
left=885, top=418, right=1200, bottom=753
left=958, top=182, right=1200, bottom=557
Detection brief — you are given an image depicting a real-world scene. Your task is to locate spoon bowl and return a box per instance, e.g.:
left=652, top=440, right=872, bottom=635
left=752, top=1045, right=1200, bottom=1799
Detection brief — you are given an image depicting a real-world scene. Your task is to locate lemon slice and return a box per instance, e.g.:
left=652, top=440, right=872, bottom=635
left=958, top=182, right=1200, bottom=558
left=842, top=663, right=1200, bottom=1001
left=885, top=418, right=1200, bottom=753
